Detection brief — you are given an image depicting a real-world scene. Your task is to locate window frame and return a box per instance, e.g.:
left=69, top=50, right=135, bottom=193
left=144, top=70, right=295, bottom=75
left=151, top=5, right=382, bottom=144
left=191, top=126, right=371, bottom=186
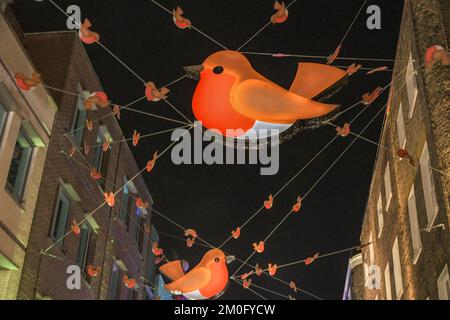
left=119, top=179, right=130, bottom=224
left=76, top=223, right=91, bottom=273
left=6, top=128, right=34, bottom=201
left=108, top=261, right=120, bottom=300
left=136, top=212, right=145, bottom=253
left=437, top=265, right=450, bottom=300
left=50, top=185, right=72, bottom=247
left=384, top=262, right=392, bottom=300
left=133, top=209, right=142, bottom=245
left=92, top=126, right=112, bottom=189
left=0, top=98, right=8, bottom=142
left=71, top=95, right=87, bottom=147
left=406, top=53, right=418, bottom=118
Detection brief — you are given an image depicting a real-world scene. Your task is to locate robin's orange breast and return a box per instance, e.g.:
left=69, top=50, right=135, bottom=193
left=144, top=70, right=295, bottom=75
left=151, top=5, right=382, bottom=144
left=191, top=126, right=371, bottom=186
left=192, top=70, right=255, bottom=136
left=198, top=263, right=229, bottom=299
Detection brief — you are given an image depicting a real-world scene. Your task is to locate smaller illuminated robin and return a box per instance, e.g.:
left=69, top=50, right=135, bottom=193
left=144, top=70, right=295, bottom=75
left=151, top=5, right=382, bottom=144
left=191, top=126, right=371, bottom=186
left=159, top=249, right=234, bottom=300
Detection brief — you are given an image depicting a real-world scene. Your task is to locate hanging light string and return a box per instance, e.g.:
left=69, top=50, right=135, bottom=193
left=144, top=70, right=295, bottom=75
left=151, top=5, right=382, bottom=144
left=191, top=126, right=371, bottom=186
left=42, top=127, right=193, bottom=254
left=58, top=140, right=324, bottom=301
left=84, top=125, right=192, bottom=149
left=41, top=83, right=146, bottom=126
left=230, top=96, right=391, bottom=278
left=60, top=74, right=188, bottom=136
left=230, top=66, right=416, bottom=278
left=333, top=65, right=393, bottom=72
left=60, top=125, right=192, bottom=193
left=326, top=122, right=449, bottom=178
left=231, top=244, right=367, bottom=281
left=236, top=0, right=298, bottom=51
left=231, top=278, right=269, bottom=300
left=69, top=95, right=147, bottom=136
left=162, top=99, right=194, bottom=125
left=41, top=224, right=157, bottom=291
left=240, top=51, right=403, bottom=63
left=230, top=65, right=415, bottom=277
left=122, top=107, right=191, bottom=126
left=217, top=62, right=411, bottom=251
left=46, top=1, right=192, bottom=128
left=151, top=207, right=218, bottom=251
left=38, top=0, right=420, bottom=301
left=234, top=278, right=298, bottom=300
left=335, top=0, right=369, bottom=50
left=148, top=0, right=228, bottom=50
left=47, top=0, right=146, bottom=84
left=155, top=226, right=323, bottom=300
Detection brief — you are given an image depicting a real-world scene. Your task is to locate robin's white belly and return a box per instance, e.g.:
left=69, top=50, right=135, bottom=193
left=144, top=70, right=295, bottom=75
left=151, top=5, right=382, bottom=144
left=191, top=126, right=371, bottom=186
left=236, top=121, right=293, bottom=139
left=183, top=290, right=207, bottom=300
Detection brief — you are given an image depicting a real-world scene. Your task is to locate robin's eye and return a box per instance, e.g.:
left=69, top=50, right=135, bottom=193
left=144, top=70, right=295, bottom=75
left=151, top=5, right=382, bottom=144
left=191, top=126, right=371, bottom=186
left=213, top=66, right=224, bottom=74
left=214, top=258, right=220, bottom=263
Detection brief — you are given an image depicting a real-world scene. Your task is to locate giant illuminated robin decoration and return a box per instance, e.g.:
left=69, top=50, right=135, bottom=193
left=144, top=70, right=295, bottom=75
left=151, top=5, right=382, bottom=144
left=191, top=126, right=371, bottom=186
left=184, top=50, right=348, bottom=139
left=159, top=249, right=234, bottom=300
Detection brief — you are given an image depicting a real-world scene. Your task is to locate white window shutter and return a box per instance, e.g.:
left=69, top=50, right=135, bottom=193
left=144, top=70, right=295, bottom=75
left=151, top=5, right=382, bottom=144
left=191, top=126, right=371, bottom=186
left=384, top=162, right=392, bottom=211
left=396, top=103, right=407, bottom=148
left=406, top=53, right=418, bottom=118
left=420, top=142, right=439, bottom=227
left=392, top=237, right=403, bottom=299
left=407, top=185, right=422, bottom=263
left=377, top=194, right=384, bottom=237
left=384, top=262, right=392, bottom=300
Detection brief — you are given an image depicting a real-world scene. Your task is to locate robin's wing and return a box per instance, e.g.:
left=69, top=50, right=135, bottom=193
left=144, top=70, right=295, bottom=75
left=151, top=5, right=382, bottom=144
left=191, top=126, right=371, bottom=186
left=289, top=63, right=347, bottom=99
left=164, top=267, right=211, bottom=294
left=232, top=79, right=338, bottom=124
left=159, top=260, right=186, bottom=282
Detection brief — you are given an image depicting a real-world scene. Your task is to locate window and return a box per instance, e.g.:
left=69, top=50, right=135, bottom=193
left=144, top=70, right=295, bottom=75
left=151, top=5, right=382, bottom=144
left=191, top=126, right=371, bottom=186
left=384, top=262, right=392, bottom=300
left=145, top=226, right=158, bottom=289
left=0, top=99, right=8, bottom=140
left=396, top=103, right=406, bottom=148
left=108, top=262, right=120, bottom=300
left=420, top=142, right=439, bottom=227
left=51, top=186, right=72, bottom=246
left=76, top=224, right=91, bottom=272
left=6, top=129, right=34, bottom=200
left=92, top=133, right=103, bottom=170
left=136, top=210, right=145, bottom=252
left=377, top=194, right=383, bottom=237
left=119, top=179, right=133, bottom=229
left=406, top=53, right=418, bottom=118
left=92, top=126, right=112, bottom=189
left=392, top=237, right=403, bottom=299
left=407, top=185, right=422, bottom=263
left=131, top=208, right=141, bottom=244
left=384, top=162, right=392, bottom=211
left=437, top=265, right=450, bottom=300
left=71, top=95, right=87, bottom=146
left=119, top=180, right=130, bottom=224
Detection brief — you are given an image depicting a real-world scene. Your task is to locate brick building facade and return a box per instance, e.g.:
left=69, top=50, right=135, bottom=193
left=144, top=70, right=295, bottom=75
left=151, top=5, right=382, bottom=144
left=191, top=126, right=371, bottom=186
left=0, top=3, right=57, bottom=299
left=0, top=7, right=157, bottom=300
left=349, top=0, right=449, bottom=300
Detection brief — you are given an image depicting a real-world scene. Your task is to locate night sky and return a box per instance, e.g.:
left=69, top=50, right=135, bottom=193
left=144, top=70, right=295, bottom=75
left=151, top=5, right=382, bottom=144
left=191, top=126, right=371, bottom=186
left=11, top=0, right=404, bottom=299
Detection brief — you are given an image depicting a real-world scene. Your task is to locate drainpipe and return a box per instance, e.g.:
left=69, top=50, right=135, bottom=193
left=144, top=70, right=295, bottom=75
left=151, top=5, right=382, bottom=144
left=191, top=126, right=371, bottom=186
left=97, top=138, right=123, bottom=299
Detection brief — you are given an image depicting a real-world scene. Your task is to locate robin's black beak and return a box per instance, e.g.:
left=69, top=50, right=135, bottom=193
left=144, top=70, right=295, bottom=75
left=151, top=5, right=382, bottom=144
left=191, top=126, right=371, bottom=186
left=183, top=65, right=204, bottom=81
